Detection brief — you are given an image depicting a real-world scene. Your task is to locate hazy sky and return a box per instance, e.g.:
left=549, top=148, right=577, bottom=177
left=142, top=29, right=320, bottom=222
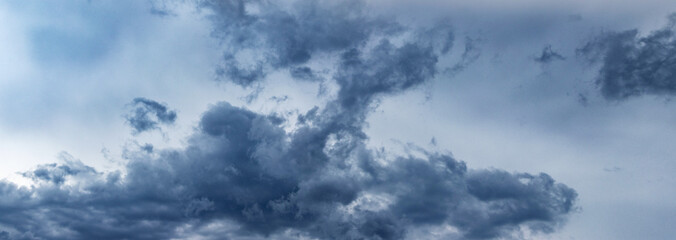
left=1, top=0, right=676, bottom=239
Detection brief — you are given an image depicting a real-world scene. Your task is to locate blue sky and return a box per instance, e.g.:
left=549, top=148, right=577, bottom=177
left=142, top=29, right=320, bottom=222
left=1, top=0, right=676, bottom=239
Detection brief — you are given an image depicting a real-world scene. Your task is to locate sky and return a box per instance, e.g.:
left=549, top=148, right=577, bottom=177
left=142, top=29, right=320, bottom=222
left=1, top=0, right=676, bottom=239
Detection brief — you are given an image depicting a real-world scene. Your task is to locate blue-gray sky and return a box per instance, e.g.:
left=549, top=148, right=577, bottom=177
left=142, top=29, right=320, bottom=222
left=1, top=0, right=675, bottom=239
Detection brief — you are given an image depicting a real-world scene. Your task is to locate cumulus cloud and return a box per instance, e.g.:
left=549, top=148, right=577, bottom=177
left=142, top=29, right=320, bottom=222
left=125, top=97, right=177, bottom=134
left=0, top=0, right=577, bottom=239
left=0, top=102, right=576, bottom=240
left=578, top=13, right=676, bottom=100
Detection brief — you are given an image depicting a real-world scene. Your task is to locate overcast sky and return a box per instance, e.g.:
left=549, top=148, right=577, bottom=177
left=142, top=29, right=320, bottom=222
left=1, top=0, right=676, bottom=239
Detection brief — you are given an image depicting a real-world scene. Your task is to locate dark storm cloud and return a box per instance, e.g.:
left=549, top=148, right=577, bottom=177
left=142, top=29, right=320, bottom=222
left=0, top=102, right=576, bottom=240
left=125, top=97, right=177, bottom=134
left=334, top=40, right=437, bottom=110
left=578, top=13, right=676, bottom=100
left=0, top=0, right=577, bottom=239
left=201, top=0, right=403, bottom=87
left=534, top=45, right=565, bottom=64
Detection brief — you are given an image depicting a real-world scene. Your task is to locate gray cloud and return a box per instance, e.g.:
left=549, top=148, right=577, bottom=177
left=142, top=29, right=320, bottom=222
left=202, top=0, right=402, bottom=87
left=578, top=13, right=676, bottom=100
left=289, top=66, right=323, bottom=82
left=269, top=95, right=289, bottom=103
left=19, top=152, right=97, bottom=185
left=125, top=97, right=177, bottom=134
left=446, top=37, right=482, bottom=76
left=534, top=45, right=565, bottom=64
left=0, top=101, right=576, bottom=240
left=0, top=0, right=577, bottom=239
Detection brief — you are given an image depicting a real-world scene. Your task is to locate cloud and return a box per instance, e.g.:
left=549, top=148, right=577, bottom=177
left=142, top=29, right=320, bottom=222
left=269, top=95, right=289, bottom=103
left=534, top=45, right=565, bottom=64
left=289, top=67, right=323, bottom=82
left=0, top=0, right=577, bottom=239
left=0, top=101, right=576, bottom=240
left=125, top=97, right=177, bottom=134
left=19, top=152, right=97, bottom=185
left=446, top=37, right=482, bottom=76
left=578, top=13, right=676, bottom=100
left=202, top=0, right=403, bottom=87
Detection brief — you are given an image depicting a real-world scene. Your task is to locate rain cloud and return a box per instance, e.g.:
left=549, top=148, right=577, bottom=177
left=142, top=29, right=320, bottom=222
left=0, top=0, right=577, bottom=239
left=578, top=13, right=676, bottom=100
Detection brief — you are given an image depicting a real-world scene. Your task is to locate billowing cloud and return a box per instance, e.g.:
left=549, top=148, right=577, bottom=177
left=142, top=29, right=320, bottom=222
left=125, top=97, right=177, bottom=134
left=0, top=0, right=577, bottom=239
left=578, top=13, right=676, bottom=100
left=0, top=101, right=576, bottom=240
